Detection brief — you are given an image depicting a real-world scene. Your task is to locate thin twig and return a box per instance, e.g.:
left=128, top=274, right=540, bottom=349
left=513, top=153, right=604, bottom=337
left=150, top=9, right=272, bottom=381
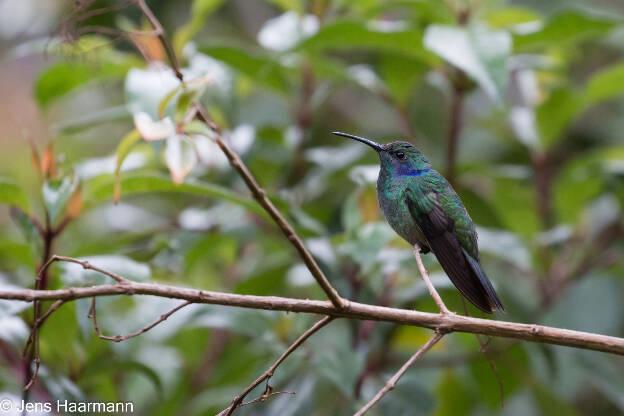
left=413, top=245, right=451, bottom=315
left=88, top=297, right=192, bottom=342
left=239, top=389, right=296, bottom=407
left=353, top=331, right=444, bottom=416
left=194, top=103, right=345, bottom=310
left=218, top=316, right=335, bottom=416
left=23, top=212, right=54, bottom=392
left=134, top=0, right=183, bottom=81
left=23, top=300, right=66, bottom=356
left=39, top=255, right=131, bottom=284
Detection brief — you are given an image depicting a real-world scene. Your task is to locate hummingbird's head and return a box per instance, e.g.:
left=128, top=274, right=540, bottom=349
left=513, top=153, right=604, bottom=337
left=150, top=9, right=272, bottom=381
left=332, top=132, right=431, bottom=176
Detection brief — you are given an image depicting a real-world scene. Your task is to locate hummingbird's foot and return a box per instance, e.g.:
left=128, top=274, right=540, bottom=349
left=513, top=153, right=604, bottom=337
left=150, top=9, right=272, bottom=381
left=413, top=245, right=454, bottom=315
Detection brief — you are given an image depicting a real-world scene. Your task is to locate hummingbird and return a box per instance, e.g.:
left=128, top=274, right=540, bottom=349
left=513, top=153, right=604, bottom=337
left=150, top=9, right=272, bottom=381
left=333, top=132, right=504, bottom=313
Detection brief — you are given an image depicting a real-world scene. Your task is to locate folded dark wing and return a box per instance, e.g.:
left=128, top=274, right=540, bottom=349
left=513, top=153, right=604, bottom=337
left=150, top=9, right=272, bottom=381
left=405, top=189, right=501, bottom=313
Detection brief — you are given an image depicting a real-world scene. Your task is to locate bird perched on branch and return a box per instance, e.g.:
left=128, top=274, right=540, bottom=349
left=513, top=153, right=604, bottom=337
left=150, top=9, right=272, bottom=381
left=333, top=132, right=504, bottom=313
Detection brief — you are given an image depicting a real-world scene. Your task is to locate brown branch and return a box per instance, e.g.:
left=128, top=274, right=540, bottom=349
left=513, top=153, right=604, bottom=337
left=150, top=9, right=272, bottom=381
left=217, top=316, right=334, bottom=415
left=194, top=104, right=345, bottom=310
left=23, top=300, right=66, bottom=356
left=40, top=255, right=131, bottom=284
left=134, top=0, right=183, bottom=81
left=353, top=331, right=444, bottom=416
left=3, top=281, right=624, bottom=355
left=414, top=245, right=451, bottom=314
left=23, top=211, right=54, bottom=392
left=532, top=151, right=553, bottom=229
left=88, top=297, right=192, bottom=342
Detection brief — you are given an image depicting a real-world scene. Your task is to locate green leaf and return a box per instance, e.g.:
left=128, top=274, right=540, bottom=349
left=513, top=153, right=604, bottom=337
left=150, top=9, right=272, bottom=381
left=311, top=321, right=364, bottom=399
left=173, top=0, right=226, bottom=55
left=83, top=172, right=266, bottom=217
left=435, top=371, right=472, bottom=416
left=423, top=24, right=511, bottom=103
left=157, top=84, right=183, bottom=120
left=201, top=46, right=289, bottom=91
left=379, top=52, right=427, bottom=105
left=536, top=88, right=582, bottom=149
left=42, top=176, right=79, bottom=223
left=537, top=63, right=624, bottom=148
left=582, top=62, right=624, bottom=107
left=10, top=208, right=41, bottom=252
left=532, top=381, right=582, bottom=416
left=553, top=146, right=624, bottom=223
left=483, top=6, right=542, bottom=29
left=35, top=60, right=133, bottom=108
left=174, top=77, right=211, bottom=122
left=84, top=359, right=163, bottom=395
left=0, top=238, right=35, bottom=269
left=114, top=129, right=142, bottom=204
left=469, top=344, right=528, bottom=408
left=297, top=20, right=428, bottom=59
left=491, top=176, right=540, bottom=238
left=0, top=178, right=29, bottom=212
left=514, top=11, right=616, bottom=49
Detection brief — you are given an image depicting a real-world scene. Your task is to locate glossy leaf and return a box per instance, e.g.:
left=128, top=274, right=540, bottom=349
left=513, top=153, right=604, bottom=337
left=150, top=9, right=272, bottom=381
left=297, top=20, right=428, bottom=59
left=42, top=176, right=79, bottom=223
left=83, top=172, right=265, bottom=216
left=515, top=11, right=616, bottom=49
left=536, top=88, right=582, bottom=148
left=113, top=129, right=142, bottom=204
left=582, top=62, right=624, bottom=107
left=0, top=178, right=29, bottom=212
left=173, top=0, right=225, bottom=54
left=424, top=24, right=511, bottom=103
left=202, top=46, right=289, bottom=91
left=35, top=61, right=131, bottom=108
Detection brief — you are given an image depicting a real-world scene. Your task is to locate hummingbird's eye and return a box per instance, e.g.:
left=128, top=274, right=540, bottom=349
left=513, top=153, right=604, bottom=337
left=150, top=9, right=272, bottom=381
left=395, top=151, right=405, bottom=160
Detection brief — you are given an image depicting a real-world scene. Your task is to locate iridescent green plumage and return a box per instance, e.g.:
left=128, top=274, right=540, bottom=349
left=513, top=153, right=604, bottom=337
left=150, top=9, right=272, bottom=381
left=334, top=132, right=504, bottom=313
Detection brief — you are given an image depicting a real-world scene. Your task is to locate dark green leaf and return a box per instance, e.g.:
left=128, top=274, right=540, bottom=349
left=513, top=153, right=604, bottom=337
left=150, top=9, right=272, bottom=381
left=435, top=370, right=472, bottom=416
left=514, top=11, right=616, bottom=49
left=424, top=24, right=511, bottom=103
left=35, top=60, right=133, bottom=108
left=582, top=62, right=624, bottom=107
left=536, top=88, right=582, bottom=149
left=173, top=0, right=226, bottom=54
left=0, top=178, right=29, bottom=212
left=297, top=21, right=428, bottom=59
left=83, top=172, right=266, bottom=217
left=201, top=46, right=289, bottom=91
left=484, top=6, right=541, bottom=29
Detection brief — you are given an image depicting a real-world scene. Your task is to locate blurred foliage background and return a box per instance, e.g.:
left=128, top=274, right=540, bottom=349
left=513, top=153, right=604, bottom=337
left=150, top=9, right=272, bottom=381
left=0, top=0, right=623, bottom=414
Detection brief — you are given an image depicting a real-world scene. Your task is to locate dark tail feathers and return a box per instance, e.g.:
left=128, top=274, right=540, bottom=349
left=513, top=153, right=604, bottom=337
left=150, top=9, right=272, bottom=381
left=461, top=248, right=504, bottom=313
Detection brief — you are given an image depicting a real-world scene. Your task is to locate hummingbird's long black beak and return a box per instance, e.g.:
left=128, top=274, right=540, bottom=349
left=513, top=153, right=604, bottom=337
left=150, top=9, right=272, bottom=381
left=332, top=132, right=384, bottom=151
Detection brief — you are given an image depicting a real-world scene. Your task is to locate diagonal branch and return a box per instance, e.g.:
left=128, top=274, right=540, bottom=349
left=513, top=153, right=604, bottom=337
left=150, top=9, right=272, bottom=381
left=413, top=245, right=451, bottom=314
left=218, top=316, right=335, bottom=416
left=133, top=0, right=345, bottom=311
left=134, top=0, right=183, bottom=81
left=354, top=330, right=444, bottom=416
left=194, top=104, right=345, bottom=310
